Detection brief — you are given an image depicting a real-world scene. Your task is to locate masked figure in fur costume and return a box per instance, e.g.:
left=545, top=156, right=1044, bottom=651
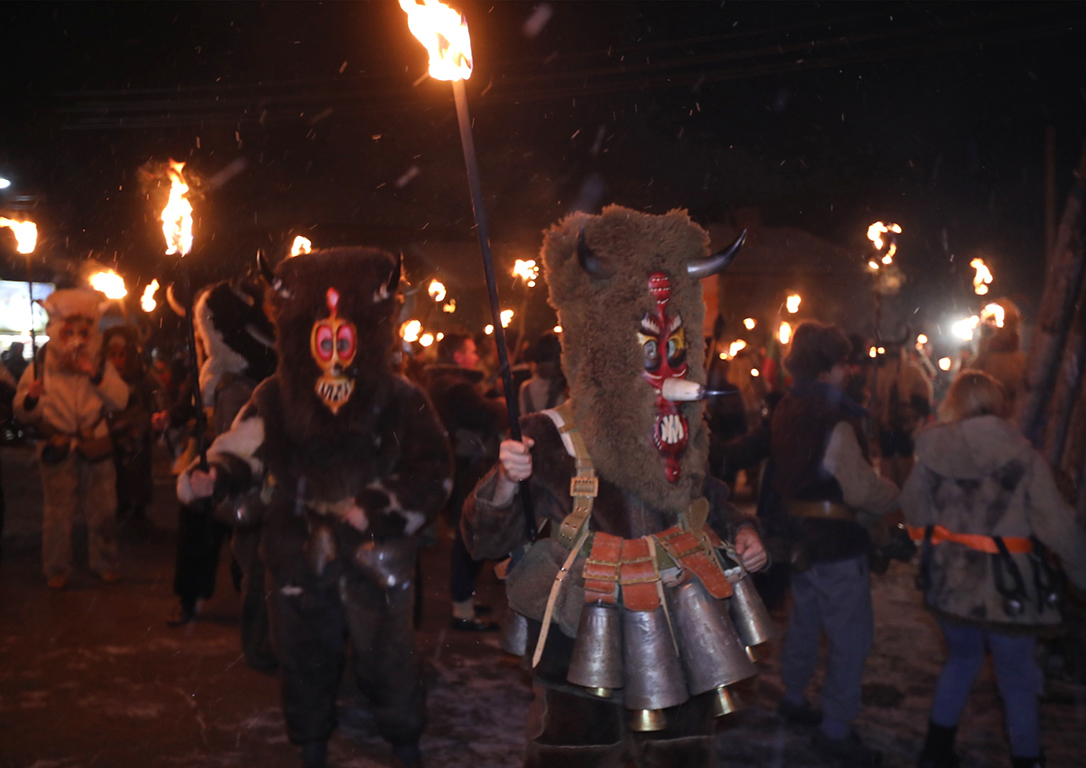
left=15, top=288, right=129, bottom=589
left=167, top=274, right=278, bottom=675
left=179, top=247, right=452, bottom=768
left=463, top=206, right=769, bottom=768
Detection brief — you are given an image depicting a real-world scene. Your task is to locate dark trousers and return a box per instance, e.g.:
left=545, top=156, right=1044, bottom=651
left=450, top=526, right=483, bottom=603
left=269, top=570, right=425, bottom=747
left=173, top=502, right=230, bottom=607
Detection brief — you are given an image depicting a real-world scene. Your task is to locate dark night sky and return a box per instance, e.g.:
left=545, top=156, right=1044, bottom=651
left=1, top=1, right=1084, bottom=337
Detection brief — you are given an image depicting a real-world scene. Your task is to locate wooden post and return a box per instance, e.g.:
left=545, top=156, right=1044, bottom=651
left=1042, top=273, right=1086, bottom=468
left=1016, top=142, right=1086, bottom=447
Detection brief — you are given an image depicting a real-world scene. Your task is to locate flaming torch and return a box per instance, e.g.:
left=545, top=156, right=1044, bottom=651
left=400, top=0, right=536, bottom=538
left=971, top=258, right=993, bottom=295
left=1, top=217, right=40, bottom=370
left=140, top=279, right=160, bottom=313
left=89, top=269, right=128, bottom=300
left=159, top=160, right=208, bottom=471
left=290, top=236, right=313, bottom=257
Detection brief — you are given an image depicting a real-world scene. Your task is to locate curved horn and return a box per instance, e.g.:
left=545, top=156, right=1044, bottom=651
left=256, top=249, right=290, bottom=298
left=165, top=283, right=186, bottom=318
left=577, top=227, right=614, bottom=279
left=687, top=229, right=747, bottom=279
left=388, top=252, right=403, bottom=294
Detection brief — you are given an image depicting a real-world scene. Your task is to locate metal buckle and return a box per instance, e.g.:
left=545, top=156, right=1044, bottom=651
left=570, top=475, right=599, bottom=498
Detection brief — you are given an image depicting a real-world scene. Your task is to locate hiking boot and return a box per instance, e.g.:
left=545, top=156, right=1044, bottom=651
left=777, top=697, right=822, bottom=725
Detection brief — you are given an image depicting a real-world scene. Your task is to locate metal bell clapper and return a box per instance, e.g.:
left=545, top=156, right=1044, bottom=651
left=708, top=686, right=741, bottom=717
left=670, top=578, right=756, bottom=694
left=567, top=601, right=623, bottom=696
left=499, top=610, right=529, bottom=657
left=622, top=604, right=689, bottom=715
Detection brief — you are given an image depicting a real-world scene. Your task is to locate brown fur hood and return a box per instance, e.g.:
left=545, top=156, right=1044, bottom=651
left=914, top=416, right=1032, bottom=480
left=540, top=205, right=711, bottom=515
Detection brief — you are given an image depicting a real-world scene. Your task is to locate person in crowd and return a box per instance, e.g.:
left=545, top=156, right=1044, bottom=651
left=464, top=206, right=765, bottom=768
left=426, top=330, right=507, bottom=631
left=770, top=322, right=900, bottom=766
left=971, top=299, right=1026, bottom=409
left=518, top=332, right=567, bottom=415
left=871, top=339, right=933, bottom=488
left=103, top=326, right=162, bottom=521
left=14, top=288, right=128, bottom=589
left=3, top=341, right=28, bottom=384
left=902, top=371, right=1086, bottom=768
left=180, top=247, right=451, bottom=768
left=165, top=275, right=280, bottom=676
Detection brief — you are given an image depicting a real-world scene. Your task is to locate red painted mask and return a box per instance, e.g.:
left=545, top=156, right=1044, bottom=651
left=310, top=288, right=357, bottom=414
left=638, top=272, right=688, bottom=482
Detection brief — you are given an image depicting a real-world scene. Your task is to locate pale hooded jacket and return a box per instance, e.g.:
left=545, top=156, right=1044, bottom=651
left=901, top=415, right=1086, bottom=631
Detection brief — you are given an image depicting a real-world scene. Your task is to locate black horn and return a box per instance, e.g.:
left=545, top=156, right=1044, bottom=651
left=687, top=229, right=746, bottom=279
left=577, top=227, right=614, bottom=279
left=256, top=249, right=290, bottom=298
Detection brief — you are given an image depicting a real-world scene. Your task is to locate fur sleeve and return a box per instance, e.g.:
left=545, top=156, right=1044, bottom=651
left=354, top=379, right=453, bottom=539
left=176, top=398, right=265, bottom=505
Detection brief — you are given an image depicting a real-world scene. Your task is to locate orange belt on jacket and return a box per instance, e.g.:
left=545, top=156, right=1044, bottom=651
left=907, top=525, right=1033, bottom=554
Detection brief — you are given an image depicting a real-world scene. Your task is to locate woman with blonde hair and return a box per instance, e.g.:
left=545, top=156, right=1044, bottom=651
left=902, top=371, right=1086, bottom=768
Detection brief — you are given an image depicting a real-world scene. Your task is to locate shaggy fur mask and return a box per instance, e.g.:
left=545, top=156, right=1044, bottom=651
left=41, top=288, right=110, bottom=375
left=541, top=205, right=712, bottom=515
left=267, top=247, right=401, bottom=439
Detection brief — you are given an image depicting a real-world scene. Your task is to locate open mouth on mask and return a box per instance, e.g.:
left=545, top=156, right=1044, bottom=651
left=315, top=376, right=355, bottom=413
left=653, top=412, right=687, bottom=448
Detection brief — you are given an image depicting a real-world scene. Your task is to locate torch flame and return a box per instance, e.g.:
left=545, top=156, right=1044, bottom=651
left=866, top=221, right=901, bottom=251
left=952, top=315, right=981, bottom=341
left=970, top=258, right=993, bottom=295
left=513, top=259, right=540, bottom=288
left=399, top=0, right=473, bottom=82
left=90, top=270, right=127, bottom=300
left=0, top=218, right=37, bottom=254
left=785, top=294, right=801, bottom=314
left=161, top=161, right=193, bottom=257
left=778, top=321, right=792, bottom=345
left=981, top=302, right=1005, bottom=328
left=428, top=280, right=447, bottom=302
left=500, top=308, right=514, bottom=328
left=938, top=357, right=952, bottom=372
left=743, top=317, right=756, bottom=330
left=401, top=319, right=422, bottom=343
left=442, top=299, right=457, bottom=313
left=141, top=279, right=160, bottom=312
left=419, top=333, right=435, bottom=347
left=290, top=236, right=312, bottom=257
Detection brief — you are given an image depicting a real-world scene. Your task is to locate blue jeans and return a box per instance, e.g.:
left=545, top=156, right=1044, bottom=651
left=931, top=620, right=1042, bottom=758
left=780, top=553, right=874, bottom=739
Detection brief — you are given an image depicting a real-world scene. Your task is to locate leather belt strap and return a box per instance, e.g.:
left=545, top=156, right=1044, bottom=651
left=552, top=402, right=598, bottom=549
left=786, top=499, right=857, bottom=522
left=583, top=532, right=621, bottom=604
left=656, top=526, right=734, bottom=599
left=907, top=525, right=1033, bottom=554
left=619, top=537, right=661, bottom=611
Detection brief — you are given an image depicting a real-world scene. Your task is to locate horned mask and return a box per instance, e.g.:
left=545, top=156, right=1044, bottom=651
left=540, top=206, right=742, bottom=514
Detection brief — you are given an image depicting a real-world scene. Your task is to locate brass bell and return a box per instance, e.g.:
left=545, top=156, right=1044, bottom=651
left=727, top=571, right=777, bottom=648
left=567, top=601, right=624, bottom=692
left=622, top=605, right=689, bottom=711
left=670, top=578, right=756, bottom=694
left=628, top=708, right=667, bottom=732
left=707, top=686, right=741, bottom=717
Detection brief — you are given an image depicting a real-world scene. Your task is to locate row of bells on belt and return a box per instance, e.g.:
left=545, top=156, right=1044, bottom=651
left=564, top=570, right=777, bottom=732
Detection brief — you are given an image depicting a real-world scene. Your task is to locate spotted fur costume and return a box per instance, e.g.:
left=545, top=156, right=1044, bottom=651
left=178, top=248, right=452, bottom=763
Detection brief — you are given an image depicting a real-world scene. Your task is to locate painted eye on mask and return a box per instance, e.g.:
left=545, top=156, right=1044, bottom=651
left=666, top=331, right=686, bottom=367
left=336, top=324, right=356, bottom=359
left=315, top=325, right=334, bottom=361
left=643, top=339, right=661, bottom=371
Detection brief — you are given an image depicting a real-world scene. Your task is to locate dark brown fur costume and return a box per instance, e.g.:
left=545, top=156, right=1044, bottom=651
left=541, top=205, right=711, bottom=515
